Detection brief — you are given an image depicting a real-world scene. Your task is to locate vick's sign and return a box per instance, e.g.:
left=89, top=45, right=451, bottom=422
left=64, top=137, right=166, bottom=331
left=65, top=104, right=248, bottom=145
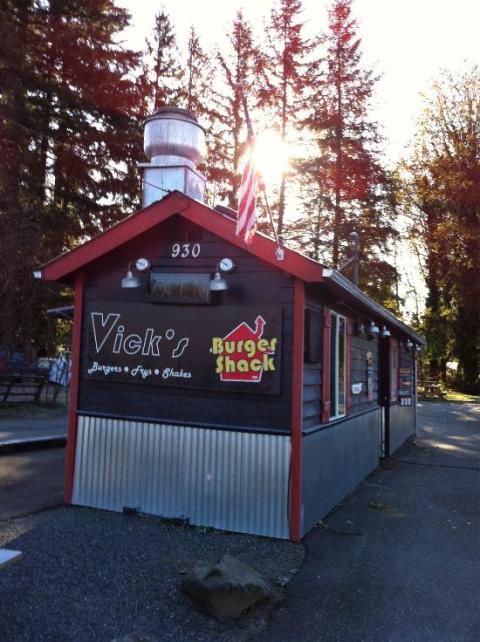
left=85, top=302, right=282, bottom=394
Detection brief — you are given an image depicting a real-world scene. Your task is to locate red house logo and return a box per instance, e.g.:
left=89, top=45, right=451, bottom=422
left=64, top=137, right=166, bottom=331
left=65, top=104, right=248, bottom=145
left=211, top=315, right=278, bottom=383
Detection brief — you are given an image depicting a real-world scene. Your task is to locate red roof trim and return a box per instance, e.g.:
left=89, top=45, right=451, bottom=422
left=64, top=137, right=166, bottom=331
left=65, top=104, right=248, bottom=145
left=41, top=192, right=325, bottom=284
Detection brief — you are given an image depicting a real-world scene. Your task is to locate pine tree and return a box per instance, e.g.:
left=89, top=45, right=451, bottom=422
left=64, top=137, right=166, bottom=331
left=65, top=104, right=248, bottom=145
left=213, top=10, right=259, bottom=208
left=259, top=0, right=313, bottom=236
left=0, top=0, right=142, bottom=354
left=177, top=27, right=221, bottom=205
left=144, top=11, right=183, bottom=112
left=299, top=0, right=397, bottom=306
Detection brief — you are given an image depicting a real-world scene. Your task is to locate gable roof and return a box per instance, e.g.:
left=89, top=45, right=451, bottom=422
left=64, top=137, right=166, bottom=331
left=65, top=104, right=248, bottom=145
left=40, top=191, right=325, bottom=283
left=39, top=190, right=424, bottom=344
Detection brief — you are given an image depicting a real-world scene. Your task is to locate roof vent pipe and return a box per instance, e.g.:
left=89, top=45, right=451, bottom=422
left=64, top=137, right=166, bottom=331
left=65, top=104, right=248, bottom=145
left=139, top=107, right=207, bottom=206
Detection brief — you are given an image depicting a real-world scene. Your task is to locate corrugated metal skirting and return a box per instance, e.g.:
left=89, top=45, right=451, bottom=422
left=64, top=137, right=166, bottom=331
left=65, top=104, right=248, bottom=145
left=73, top=416, right=291, bottom=539
left=389, top=403, right=415, bottom=455
left=301, top=409, right=381, bottom=535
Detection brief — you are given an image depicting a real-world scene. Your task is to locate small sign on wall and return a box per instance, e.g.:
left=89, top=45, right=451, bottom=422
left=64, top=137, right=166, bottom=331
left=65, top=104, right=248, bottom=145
left=366, top=351, right=374, bottom=401
left=399, top=367, right=413, bottom=397
left=351, top=382, right=363, bottom=394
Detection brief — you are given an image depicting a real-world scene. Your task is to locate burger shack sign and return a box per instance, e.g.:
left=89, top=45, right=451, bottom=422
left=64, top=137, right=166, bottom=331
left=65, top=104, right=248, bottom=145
left=84, top=302, right=281, bottom=394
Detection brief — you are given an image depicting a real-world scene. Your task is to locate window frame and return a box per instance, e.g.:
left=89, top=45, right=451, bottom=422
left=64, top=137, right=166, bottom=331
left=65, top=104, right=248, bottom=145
left=390, top=339, right=399, bottom=403
left=329, top=310, right=347, bottom=420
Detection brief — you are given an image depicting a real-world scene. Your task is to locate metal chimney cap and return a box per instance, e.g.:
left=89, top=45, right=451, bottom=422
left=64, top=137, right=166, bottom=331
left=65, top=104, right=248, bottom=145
left=145, top=106, right=204, bottom=131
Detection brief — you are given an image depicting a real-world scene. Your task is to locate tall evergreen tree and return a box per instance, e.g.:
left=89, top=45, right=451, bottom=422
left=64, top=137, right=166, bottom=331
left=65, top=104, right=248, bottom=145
left=259, top=0, right=312, bottom=236
left=0, top=0, right=142, bottom=354
left=213, top=10, right=259, bottom=208
left=298, top=0, right=397, bottom=306
left=144, top=11, right=183, bottom=112
left=178, top=27, right=222, bottom=205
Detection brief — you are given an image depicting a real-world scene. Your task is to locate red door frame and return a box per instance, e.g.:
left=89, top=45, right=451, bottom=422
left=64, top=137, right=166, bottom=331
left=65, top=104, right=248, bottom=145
left=290, top=278, right=304, bottom=542
left=65, top=270, right=84, bottom=503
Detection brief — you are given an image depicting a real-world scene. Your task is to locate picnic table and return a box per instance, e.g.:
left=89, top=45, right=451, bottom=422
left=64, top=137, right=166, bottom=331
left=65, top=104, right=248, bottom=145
left=421, top=380, right=446, bottom=399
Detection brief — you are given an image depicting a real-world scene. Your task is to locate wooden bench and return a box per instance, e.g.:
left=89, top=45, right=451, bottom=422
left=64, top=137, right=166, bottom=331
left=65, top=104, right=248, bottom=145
left=0, top=375, right=45, bottom=403
left=0, top=548, right=23, bottom=570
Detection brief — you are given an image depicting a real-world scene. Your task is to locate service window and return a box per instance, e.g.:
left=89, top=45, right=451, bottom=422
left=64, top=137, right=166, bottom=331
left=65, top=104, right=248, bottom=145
left=329, top=311, right=346, bottom=419
left=390, top=339, right=399, bottom=402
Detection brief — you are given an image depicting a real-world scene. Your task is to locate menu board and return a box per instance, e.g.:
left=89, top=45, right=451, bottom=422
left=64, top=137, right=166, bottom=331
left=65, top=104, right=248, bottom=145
left=399, top=367, right=413, bottom=398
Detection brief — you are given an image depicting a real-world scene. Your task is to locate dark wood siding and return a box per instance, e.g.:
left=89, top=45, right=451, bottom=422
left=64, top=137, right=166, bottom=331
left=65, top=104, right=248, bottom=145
left=302, top=298, right=323, bottom=429
left=77, top=217, right=294, bottom=432
left=303, top=365, right=322, bottom=429
left=302, top=287, right=381, bottom=430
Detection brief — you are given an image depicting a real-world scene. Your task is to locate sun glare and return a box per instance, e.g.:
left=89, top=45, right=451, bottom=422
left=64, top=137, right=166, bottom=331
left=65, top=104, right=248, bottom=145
left=253, top=130, right=290, bottom=186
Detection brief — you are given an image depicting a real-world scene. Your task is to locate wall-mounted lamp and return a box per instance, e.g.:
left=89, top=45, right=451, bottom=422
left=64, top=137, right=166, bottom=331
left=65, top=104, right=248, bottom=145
left=120, top=258, right=151, bottom=289
left=406, top=339, right=414, bottom=351
left=380, top=325, right=391, bottom=338
left=209, top=258, right=235, bottom=292
left=368, top=321, right=379, bottom=338
left=209, top=270, right=228, bottom=291
left=416, top=344, right=422, bottom=353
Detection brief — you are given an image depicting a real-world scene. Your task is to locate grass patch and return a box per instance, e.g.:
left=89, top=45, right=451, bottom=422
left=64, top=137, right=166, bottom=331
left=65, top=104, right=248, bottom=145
left=418, top=388, right=480, bottom=403
left=444, top=390, right=480, bottom=403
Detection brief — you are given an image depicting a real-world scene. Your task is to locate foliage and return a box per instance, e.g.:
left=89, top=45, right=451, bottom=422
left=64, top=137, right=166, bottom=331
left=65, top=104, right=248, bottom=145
left=258, top=0, right=313, bottom=235
left=290, top=0, right=399, bottom=307
left=405, top=66, right=480, bottom=392
left=0, top=0, right=143, bottom=355
left=142, top=11, right=183, bottom=112
left=211, top=10, right=260, bottom=208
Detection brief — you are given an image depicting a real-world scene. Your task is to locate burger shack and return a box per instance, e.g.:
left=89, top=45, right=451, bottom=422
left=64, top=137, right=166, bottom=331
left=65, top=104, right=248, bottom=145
left=36, top=108, right=424, bottom=541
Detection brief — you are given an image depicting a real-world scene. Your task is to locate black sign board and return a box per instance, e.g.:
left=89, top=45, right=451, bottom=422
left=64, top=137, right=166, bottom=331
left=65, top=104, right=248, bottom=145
left=84, top=301, right=282, bottom=395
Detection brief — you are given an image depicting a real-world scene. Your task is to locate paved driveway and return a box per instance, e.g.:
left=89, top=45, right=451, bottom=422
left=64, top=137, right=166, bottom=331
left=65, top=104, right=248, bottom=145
left=255, top=401, right=480, bottom=642
left=0, top=448, right=65, bottom=520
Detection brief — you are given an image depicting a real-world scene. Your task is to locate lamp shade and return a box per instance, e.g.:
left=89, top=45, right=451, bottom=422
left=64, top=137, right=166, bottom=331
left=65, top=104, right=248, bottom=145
left=380, top=325, right=391, bottom=338
left=121, top=270, right=141, bottom=288
left=209, top=272, right=228, bottom=291
left=368, top=321, right=379, bottom=336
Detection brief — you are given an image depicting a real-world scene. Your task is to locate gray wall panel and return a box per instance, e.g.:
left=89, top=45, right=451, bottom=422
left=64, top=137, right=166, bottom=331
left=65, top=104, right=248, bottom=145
left=72, top=416, right=290, bottom=539
left=389, top=404, right=415, bottom=454
left=302, top=409, right=381, bottom=534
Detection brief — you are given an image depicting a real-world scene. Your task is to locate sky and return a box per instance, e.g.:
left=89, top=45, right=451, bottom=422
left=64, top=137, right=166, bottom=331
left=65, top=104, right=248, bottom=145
left=118, top=0, right=479, bottom=318
left=119, top=0, right=480, bottom=162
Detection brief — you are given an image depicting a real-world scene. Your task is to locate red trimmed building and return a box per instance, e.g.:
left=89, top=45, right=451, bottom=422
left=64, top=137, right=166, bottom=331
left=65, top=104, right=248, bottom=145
left=37, top=109, right=423, bottom=540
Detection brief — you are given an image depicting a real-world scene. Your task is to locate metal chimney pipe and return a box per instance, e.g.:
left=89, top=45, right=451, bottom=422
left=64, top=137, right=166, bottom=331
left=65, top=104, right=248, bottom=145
left=139, top=107, right=207, bottom=206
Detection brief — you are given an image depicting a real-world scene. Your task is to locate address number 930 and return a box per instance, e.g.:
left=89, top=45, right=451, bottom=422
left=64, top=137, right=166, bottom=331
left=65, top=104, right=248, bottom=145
left=171, top=242, right=201, bottom=258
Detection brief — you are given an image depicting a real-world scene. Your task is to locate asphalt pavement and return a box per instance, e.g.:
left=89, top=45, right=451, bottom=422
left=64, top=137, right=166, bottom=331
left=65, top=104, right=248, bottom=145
left=0, top=402, right=478, bottom=640
left=254, top=401, right=480, bottom=642
left=0, top=448, right=65, bottom=520
left=0, top=414, right=67, bottom=443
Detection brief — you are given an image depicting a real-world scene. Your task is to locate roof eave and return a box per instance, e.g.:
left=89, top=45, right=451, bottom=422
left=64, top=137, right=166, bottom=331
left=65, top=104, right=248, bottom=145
left=39, top=191, right=326, bottom=284
left=322, top=268, right=425, bottom=345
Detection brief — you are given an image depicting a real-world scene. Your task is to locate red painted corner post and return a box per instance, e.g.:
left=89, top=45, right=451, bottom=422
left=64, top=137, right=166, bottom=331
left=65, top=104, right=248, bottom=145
left=65, top=270, right=84, bottom=504
left=290, top=279, right=304, bottom=542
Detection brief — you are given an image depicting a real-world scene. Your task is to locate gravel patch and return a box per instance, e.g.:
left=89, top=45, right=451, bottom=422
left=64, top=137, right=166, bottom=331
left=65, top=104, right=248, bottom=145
left=0, top=507, right=304, bottom=641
